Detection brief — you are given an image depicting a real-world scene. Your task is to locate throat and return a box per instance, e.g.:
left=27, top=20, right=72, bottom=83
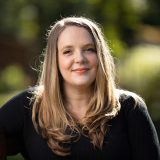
left=63, top=85, right=93, bottom=121
left=67, top=104, right=88, bottom=121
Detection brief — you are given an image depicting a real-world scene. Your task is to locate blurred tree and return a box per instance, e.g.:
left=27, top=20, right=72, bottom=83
left=0, top=0, right=159, bottom=103
left=0, top=64, right=29, bottom=92
left=143, top=0, right=160, bottom=25
left=0, top=0, right=156, bottom=56
left=118, top=44, right=160, bottom=121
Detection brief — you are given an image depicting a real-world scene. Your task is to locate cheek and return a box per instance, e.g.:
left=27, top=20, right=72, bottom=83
left=89, top=55, right=98, bottom=68
left=58, top=57, right=71, bottom=73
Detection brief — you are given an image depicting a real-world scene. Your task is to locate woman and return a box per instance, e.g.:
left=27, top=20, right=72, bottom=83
left=0, top=16, right=159, bottom=160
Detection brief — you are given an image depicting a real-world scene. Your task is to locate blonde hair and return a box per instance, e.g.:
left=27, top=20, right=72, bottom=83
left=32, top=16, right=120, bottom=156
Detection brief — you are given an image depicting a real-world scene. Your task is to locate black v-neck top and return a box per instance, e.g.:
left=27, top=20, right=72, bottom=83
left=0, top=88, right=160, bottom=160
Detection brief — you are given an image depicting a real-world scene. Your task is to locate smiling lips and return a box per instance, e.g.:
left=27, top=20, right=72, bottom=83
left=72, top=68, right=89, bottom=73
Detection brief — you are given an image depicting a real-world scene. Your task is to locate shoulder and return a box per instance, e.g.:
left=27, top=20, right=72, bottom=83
left=14, top=87, right=35, bottom=99
left=16, top=86, right=38, bottom=108
left=116, top=90, right=160, bottom=159
left=115, top=89, right=153, bottom=130
left=12, top=87, right=36, bottom=102
left=0, top=86, right=37, bottom=111
left=116, top=89, right=147, bottom=114
left=0, top=87, right=38, bottom=133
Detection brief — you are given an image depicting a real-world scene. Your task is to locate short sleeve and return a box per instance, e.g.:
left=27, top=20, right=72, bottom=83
left=123, top=96, right=160, bottom=160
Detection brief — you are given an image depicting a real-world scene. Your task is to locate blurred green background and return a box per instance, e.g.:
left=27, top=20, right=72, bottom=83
left=0, top=0, right=160, bottom=159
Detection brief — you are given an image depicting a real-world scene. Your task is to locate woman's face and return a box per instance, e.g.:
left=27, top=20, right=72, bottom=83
left=57, top=26, right=98, bottom=89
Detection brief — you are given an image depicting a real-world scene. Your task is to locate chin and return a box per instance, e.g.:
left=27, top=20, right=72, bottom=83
left=73, top=82, right=92, bottom=88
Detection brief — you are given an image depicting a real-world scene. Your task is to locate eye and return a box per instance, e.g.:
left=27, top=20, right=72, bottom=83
left=85, top=47, right=96, bottom=53
left=63, top=50, right=72, bottom=55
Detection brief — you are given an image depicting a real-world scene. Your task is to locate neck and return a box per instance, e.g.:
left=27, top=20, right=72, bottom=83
left=63, top=84, right=92, bottom=121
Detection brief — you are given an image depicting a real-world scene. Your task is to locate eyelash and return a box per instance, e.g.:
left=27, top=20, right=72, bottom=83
left=62, top=48, right=96, bottom=55
left=63, top=50, right=71, bottom=54
left=85, top=48, right=96, bottom=52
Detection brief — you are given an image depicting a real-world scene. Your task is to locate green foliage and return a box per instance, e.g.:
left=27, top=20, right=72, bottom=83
left=0, top=64, right=28, bottom=93
left=118, top=44, right=160, bottom=120
left=1, top=0, right=155, bottom=54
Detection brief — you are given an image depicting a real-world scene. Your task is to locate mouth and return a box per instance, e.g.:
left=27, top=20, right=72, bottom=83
left=72, top=68, right=89, bottom=73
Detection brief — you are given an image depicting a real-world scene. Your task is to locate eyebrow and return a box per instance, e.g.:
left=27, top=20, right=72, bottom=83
left=83, top=43, right=95, bottom=47
left=60, top=43, right=95, bottom=51
left=61, top=45, right=73, bottom=50
left=58, top=46, right=72, bottom=53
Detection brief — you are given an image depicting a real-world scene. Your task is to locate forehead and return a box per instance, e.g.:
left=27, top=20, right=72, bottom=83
left=57, top=26, right=94, bottom=48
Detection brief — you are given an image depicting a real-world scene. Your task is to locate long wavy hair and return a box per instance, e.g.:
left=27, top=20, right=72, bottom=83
left=32, top=16, right=120, bottom=156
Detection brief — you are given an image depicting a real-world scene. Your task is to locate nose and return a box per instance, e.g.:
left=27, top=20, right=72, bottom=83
left=74, top=50, right=86, bottom=63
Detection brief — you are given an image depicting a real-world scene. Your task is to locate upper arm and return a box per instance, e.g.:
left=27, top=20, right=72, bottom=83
left=0, top=91, right=26, bottom=134
left=0, top=89, right=33, bottom=156
left=124, top=96, right=160, bottom=160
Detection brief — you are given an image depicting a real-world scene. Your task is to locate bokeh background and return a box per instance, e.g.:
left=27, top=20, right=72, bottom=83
left=0, top=0, right=160, bottom=159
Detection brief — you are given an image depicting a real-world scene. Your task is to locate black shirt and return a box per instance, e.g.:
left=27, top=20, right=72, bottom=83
left=0, top=88, right=160, bottom=160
